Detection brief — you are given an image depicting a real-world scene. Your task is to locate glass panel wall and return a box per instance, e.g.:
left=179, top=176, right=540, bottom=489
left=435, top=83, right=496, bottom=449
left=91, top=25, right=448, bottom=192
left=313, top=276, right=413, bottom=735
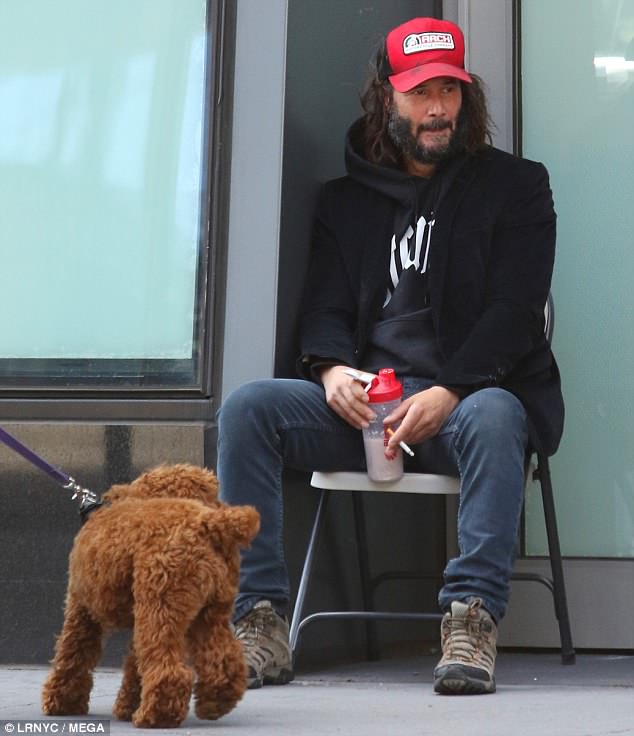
left=0, top=0, right=213, bottom=389
left=521, top=0, right=634, bottom=557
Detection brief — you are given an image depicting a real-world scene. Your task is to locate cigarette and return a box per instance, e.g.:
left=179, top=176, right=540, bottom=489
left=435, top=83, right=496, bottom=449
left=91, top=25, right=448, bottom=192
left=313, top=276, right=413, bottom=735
left=386, top=427, right=415, bottom=457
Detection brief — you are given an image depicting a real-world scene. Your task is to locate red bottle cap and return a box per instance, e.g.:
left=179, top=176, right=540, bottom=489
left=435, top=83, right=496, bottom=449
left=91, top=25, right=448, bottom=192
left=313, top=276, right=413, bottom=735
left=367, top=368, right=403, bottom=403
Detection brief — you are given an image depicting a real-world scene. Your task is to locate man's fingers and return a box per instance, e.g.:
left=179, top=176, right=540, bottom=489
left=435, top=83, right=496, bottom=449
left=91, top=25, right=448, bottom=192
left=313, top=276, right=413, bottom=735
left=328, top=393, right=374, bottom=429
left=321, top=365, right=378, bottom=429
left=384, top=395, right=414, bottom=425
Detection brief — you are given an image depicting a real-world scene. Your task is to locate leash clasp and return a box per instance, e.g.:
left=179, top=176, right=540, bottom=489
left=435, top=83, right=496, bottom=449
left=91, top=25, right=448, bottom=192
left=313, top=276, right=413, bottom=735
left=63, top=477, right=100, bottom=506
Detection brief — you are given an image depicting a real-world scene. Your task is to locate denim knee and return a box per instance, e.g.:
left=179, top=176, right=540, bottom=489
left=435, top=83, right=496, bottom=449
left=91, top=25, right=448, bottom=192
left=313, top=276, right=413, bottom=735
left=457, top=388, right=527, bottom=442
left=217, top=379, right=277, bottom=428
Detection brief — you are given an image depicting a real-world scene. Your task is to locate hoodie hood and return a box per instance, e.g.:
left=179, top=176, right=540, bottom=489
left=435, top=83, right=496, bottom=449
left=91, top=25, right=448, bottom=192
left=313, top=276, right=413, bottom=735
left=344, top=117, right=467, bottom=243
left=345, top=117, right=417, bottom=201
left=345, top=118, right=426, bottom=243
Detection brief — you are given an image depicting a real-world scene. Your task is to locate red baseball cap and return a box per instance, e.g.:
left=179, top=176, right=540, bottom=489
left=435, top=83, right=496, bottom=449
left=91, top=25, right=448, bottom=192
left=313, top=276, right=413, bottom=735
left=386, top=17, right=472, bottom=92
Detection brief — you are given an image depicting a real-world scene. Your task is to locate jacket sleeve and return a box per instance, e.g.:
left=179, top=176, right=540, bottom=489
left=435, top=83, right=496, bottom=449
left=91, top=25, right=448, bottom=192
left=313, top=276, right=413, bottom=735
left=296, top=185, right=359, bottom=379
left=435, top=160, right=557, bottom=391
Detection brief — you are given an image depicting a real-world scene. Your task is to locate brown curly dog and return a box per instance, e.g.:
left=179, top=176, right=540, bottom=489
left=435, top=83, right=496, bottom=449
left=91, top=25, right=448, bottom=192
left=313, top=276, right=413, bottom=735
left=41, top=463, right=259, bottom=728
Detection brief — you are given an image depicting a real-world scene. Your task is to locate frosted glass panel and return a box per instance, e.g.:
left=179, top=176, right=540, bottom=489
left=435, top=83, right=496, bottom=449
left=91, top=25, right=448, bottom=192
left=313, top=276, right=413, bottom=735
left=522, top=0, right=634, bottom=557
left=0, top=0, right=209, bottom=386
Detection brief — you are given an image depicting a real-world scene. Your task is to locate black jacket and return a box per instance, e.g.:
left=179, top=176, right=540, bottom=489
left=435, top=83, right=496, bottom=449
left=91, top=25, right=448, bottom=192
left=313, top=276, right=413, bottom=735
left=298, top=120, right=564, bottom=455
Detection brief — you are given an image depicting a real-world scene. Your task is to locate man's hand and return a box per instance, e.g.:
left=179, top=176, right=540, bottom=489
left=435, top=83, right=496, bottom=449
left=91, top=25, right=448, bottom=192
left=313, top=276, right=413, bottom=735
left=319, top=365, right=376, bottom=429
left=384, top=386, right=460, bottom=455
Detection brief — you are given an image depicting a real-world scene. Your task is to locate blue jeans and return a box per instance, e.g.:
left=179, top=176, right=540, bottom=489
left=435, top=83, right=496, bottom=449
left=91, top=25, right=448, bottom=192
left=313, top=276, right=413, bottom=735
left=216, top=377, right=528, bottom=624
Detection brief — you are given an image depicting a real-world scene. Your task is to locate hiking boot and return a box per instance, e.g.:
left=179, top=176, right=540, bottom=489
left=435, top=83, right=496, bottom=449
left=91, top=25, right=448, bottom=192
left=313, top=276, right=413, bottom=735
left=433, top=598, right=497, bottom=695
left=234, top=600, right=294, bottom=689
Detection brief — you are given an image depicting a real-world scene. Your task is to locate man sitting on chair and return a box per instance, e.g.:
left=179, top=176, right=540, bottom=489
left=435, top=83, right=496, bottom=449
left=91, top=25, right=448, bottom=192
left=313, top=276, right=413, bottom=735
left=217, top=16, right=564, bottom=695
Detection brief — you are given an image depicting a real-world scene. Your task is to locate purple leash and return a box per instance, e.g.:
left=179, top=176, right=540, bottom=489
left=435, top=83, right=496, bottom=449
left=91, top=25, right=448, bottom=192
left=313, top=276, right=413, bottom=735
left=0, top=426, right=101, bottom=515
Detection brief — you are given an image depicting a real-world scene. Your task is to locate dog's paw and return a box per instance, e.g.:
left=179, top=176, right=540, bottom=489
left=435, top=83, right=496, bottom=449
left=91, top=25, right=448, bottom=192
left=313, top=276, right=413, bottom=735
left=42, top=695, right=89, bottom=717
left=131, top=707, right=186, bottom=729
left=131, top=714, right=181, bottom=728
left=194, top=681, right=244, bottom=721
left=195, top=701, right=231, bottom=721
left=131, top=667, right=193, bottom=728
left=112, top=702, right=135, bottom=722
left=113, top=686, right=141, bottom=721
left=42, top=677, right=90, bottom=717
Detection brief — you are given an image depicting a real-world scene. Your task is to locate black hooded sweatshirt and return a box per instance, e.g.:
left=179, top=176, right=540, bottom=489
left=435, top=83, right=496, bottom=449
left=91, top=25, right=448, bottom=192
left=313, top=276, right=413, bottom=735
left=342, top=120, right=467, bottom=378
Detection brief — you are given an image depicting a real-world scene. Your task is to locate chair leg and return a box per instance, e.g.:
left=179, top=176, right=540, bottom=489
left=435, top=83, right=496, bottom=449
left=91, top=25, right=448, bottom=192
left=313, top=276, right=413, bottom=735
left=536, top=453, right=576, bottom=664
left=289, top=489, right=330, bottom=657
left=351, top=493, right=380, bottom=661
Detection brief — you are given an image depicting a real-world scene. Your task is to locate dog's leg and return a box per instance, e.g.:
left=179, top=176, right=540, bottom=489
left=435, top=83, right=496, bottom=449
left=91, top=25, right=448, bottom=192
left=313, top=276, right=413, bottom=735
left=42, top=597, right=103, bottom=716
left=112, top=642, right=141, bottom=721
left=131, top=579, right=197, bottom=728
left=188, top=605, right=247, bottom=720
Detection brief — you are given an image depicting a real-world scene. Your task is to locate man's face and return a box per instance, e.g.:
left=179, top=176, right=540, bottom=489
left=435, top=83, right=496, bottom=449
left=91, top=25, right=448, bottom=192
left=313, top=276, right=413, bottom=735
left=388, top=77, right=464, bottom=165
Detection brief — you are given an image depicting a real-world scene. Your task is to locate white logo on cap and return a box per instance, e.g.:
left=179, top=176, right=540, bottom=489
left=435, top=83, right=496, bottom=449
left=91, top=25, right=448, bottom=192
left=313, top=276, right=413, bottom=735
left=403, top=32, right=455, bottom=55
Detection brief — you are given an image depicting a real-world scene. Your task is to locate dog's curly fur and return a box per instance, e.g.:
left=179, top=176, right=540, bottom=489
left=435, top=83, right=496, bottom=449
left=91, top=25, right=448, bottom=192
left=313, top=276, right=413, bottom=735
left=41, top=464, right=259, bottom=728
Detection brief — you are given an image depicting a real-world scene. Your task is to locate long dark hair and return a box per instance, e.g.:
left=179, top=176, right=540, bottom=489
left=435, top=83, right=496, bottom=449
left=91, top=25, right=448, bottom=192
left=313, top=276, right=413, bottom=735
left=359, top=42, right=494, bottom=167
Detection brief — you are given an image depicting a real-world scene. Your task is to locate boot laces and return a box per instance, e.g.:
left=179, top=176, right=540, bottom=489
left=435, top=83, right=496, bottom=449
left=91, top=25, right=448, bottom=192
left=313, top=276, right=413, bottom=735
left=442, top=600, right=494, bottom=667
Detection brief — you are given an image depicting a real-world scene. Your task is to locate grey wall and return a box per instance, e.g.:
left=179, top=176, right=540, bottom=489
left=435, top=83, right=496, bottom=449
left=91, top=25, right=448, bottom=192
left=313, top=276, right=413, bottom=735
left=443, top=0, right=515, bottom=152
left=220, top=0, right=288, bottom=400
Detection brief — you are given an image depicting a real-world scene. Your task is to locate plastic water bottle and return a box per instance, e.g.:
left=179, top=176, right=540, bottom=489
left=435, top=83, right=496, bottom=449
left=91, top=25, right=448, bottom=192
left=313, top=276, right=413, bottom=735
left=362, top=368, right=404, bottom=482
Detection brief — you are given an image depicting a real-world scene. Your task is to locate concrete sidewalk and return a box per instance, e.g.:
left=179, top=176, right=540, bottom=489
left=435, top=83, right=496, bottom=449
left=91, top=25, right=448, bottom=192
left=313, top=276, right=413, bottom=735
left=2, top=653, right=633, bottom=736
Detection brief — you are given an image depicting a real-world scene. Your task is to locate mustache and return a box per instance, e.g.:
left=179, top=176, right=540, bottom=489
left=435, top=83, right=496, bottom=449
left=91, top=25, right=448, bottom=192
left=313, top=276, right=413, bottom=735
left=417, top=119, right=454, bottom=133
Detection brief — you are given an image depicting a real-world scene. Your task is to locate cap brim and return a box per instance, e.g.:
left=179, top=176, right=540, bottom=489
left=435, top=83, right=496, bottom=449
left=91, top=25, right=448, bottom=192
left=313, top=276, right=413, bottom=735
left=389, top=63, right=472, bottom=92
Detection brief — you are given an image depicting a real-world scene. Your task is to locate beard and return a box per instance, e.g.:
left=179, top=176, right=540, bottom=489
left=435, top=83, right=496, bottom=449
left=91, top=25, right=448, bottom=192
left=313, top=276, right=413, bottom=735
left=387, top=106, right=466, bottom=165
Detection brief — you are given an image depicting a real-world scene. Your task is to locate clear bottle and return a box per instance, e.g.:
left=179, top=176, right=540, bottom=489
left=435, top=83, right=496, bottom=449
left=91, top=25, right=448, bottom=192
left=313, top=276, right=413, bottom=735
left=362, top=368, right=404, bottom=482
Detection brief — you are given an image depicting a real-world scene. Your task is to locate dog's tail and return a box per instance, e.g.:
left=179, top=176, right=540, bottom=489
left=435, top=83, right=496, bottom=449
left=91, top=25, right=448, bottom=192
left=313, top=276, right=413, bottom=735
left=201, top=505, right=260, bottom=551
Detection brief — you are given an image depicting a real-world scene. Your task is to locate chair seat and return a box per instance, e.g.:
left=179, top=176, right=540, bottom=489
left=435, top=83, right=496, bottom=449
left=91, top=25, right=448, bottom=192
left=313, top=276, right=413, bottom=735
left=310, top=471, right=460, bottom=495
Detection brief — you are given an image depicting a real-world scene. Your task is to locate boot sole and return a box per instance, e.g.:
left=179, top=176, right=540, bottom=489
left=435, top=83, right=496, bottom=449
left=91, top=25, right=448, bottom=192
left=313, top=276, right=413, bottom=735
left=247, top=667, right=294, bottom=690
left=264, top=667, right=294, bottom=686
left=434, top=667, right=496, bottom=695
